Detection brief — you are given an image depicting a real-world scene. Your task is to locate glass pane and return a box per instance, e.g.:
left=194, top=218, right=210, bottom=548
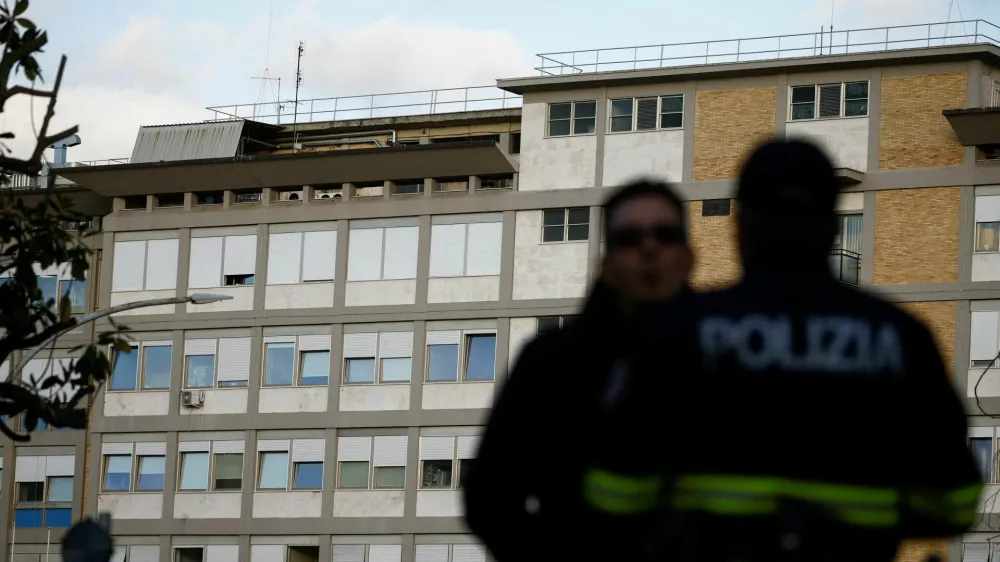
left=104, top=455, right=132, bottom=491
left=573, top=117, right=596, bottom=135
left=542, top=209, right=566, bottom=227
left=465, top=335, right=497, bottom=381
left=21, top=414, right=48, bottom=432
left=458, top=458, right=476, bottom=489
left=14, top=508, right=42, bottom=528
left=214, top=453, right=243, bottom=490
left=610, top=99, right=633, bottom=117
left=142, top=346, right=172, bottom=390
left=427, top=344, right=459, bottom=382
left=567, top=208, right=589, bottom=225
left=548, top=103, right=571, bottom=120
left=609, top=116, right=632, bottom=133
left=791, top=85, right=816, bottom=103
left=137, top=456, right=165, bottom=492
left=179, top=452, right=209, bottom=491
left=838, top=214, right=864, bottom=255
left=421, top=459, right=453, bottom=488
left=973, top=438, right=994, bottom=482
left=660, top=112, right=683, bottom=129
left=547, top=119, right=570, bottom=137
left=345, top=358, right=375, bottom=384
left=265, top=343, right=295, bottom=386
left=110, top=350, right=138, bottom=391
left=845, top=81, right=869, bottom=99
left=979, top=222, right=1000, bottom=253
left=300, top=351, right=330, bottom=385
left=375, top=466, right=406, bottom=489
left=574, top=101, right=596, bottom=118
left=62, top=279, right=87, bottom=312
left=38, top=276, right=57, bottom=305
left=18, top=481, right=44, bottom=502
left=818, top=84, right=842, bottom=118
left=844, top=99, right=868, bottom=117
left=48, top=476, right=73, bottom=502
left=660, top=95, right=683, bottom=113
left=293, top=462, right=324, bottom=489
left=381, top=357, right=411, bottom=383
left=567, top=224, right=590, bottom=241
left=259, top=452, right=289, bottom=489
left=542, top=225, right=565, bottom=243
left=791, top=103, right=815, bottom=120
left=537, top=317, right=561, bottom=334
left=218, top=380, right=247, bottom=388
left=339, top=461, right=370, bottom=489
left=44, top=508, right=72, bottom=528
left=185, top=355, right=215, bottom=388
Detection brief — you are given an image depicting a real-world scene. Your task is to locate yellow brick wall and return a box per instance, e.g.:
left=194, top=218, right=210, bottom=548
left=899, top=300, right=956, bottom=379
left=688, top=200, right=741, bottom=289
left=873, top=187, right=960, bottom=284
left=894, top=539, right=949, bottom=562
left=693, top=87, right=776, bottom=181
left=879, top=73, right=966, bottom=170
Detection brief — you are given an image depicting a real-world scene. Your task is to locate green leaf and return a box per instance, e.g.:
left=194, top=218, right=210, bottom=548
left=13, top=0, right=28, bottom=17
left=15, top=17, right=34, bottom=29
left=58, top=295, right=70, bottom=322
left=113, top=340, right=132, bottom=354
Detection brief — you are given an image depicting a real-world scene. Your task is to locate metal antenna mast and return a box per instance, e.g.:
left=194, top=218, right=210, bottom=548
left=250, top=76, right=282, bottom=122
left=292, top=41, right=305, bottom=149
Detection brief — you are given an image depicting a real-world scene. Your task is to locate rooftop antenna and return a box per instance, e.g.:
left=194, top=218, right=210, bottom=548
left=292, top=41, right=305, bottom=150
left=829, top=0, right=835, bottom=54
left=250, top=0, right=284, bottom=123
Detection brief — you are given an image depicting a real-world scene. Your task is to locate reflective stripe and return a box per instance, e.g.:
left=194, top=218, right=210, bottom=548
left=909, top=482, right=983, bottom=527
left=583, top=469, right=663, bottom=515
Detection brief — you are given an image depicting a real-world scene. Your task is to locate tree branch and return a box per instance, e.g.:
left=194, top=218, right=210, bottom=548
left=0, top=317, right=77, bottom=383
left=0, top=55, right=72, bottom=176
left=0, top=32, right=47, bottom=111
left=5, top=83, right=52, bottom=99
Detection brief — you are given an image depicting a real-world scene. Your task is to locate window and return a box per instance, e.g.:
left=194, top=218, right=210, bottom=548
left=262, top=335, right=332, bottom=387
left=234, top=189, right=262, bottom=204
left=111, top=238, right=180, bottom=292
left=259, top=451, right=288, bottom=489
left=547, top=101, right=597, bottom=137
left=103, top=455, right=132, bottom=491
left=346, top=223, right=419, bottom=281
left=342, top=331, right=414, bottom=385
left=418, top=435, right=479, bottom=490
left=834, top=214, right=863, bottom=255
left=978, top=222, right=1000, bottom=253
left=14, top=455, right=74, bottom=528
left=47, top=476, right=73, bottom=502
left=178, top=442, right=243, bottom=492
left=213, top=453, right=243, bottom=491
left=184, top=338, right=250, bottom=389
left=537, top=315, right=576, bottom=335
left=110, top=343, right=172, bottom=391
left=426, top=330, right=497, bottom=383
left=971, top=436, right=994, bottom=482
left=137, top=455, right=166, bottom=492
left=971, top=311, right=1000, bottom=368
left=334, top=545, right=404, bottom=562
left=156, top=193, right=184, bottom=208
left=18, top=481, right=43, bottom=502
left=415, top=545, right=487, bottom=562
left=188, top=234, right=257, bottom=288
left=393, top=180, right=423, bottom=195
left=179, top=452, right=209, bottom=491
left=429, top=217, right=503, bottom=278
left=702, top=199, right=731, bottom=217
left=266, top=229, right=337, bottom=285
left=175, top=547, right=205, bottom=562
left=336, top=436, right=407, bottom=490
left=294, top=462, right=324, bottom=490
left=194, top=191, right=224, bottom=205
left=542, top=208, right=590, bottom=243
left=790, top=81, right=869, bottom=120
left=257, top=439, right=325, bottom=491
left=608, top=95, right=684, bottom=133
left=123, top=196, right=147, bottom=210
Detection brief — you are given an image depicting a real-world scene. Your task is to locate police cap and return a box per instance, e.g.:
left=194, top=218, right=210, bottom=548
left=736, top=139, right=839, bottom=218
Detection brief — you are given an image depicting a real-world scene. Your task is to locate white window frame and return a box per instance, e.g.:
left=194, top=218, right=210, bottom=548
left=342, top=331, right=414, bottom=386
left=346, top=225, right=420, bottom=282
left=111, top=238, right=180, bottom=292
left=606, top=94, right=684, bottom=133
left=969, top=427, right=996, bottom=484
left=189, top=234, right=258, bottom=288
left=540, top=208, right=590, bottom=244
left=546, top=100, right=598, bottom=138
left=428, top=219, right=503, bottom=278
left=100, top=443, right=167, bottom=494
left=262, top=335, right=332, bottom=388
left=417, top=435, right=479, bottom=491
left=257, top=439, right=326, bottom=491
left=977, top=221, right=1000, bottom=254
left=424, top=329, right=498, bottom=384
left=788, top=81, right=869, bottom=121
left=265, top=229, right=337, bottom=285
left=100, top=452, right=134, bottom=493
left=176, top=442, right=244, bottom=493
left=414, top=544, right=487, bottom=562
left=108, top=341, right=173, bottom=393
left=336, top=436, right=407, bottom=491
left=972, top=309, right=1000, bottom=368
left=183, top=338, right=250, bottom=389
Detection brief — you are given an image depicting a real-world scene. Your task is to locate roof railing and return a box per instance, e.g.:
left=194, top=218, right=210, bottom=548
left=534, top=19, right=1000, bottom=75
left=205, top=85, right=523, bottom=125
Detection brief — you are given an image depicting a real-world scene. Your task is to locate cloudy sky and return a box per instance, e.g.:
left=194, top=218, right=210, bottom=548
left=3, top=0, right=998, bottom=162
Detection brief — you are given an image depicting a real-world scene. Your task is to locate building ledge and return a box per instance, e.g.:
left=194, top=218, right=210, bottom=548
left=943, top=107, right=1000, bottom=146
left=53, top=141, right=517, bottom=197
left=835, top=168, right=864, bottom=185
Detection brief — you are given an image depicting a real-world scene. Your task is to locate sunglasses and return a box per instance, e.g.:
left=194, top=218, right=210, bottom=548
left=607, top=225, right=686, bottom=248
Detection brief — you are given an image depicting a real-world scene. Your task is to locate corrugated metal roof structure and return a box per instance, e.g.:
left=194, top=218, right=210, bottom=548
left=130, top=120, right=247, bottom=164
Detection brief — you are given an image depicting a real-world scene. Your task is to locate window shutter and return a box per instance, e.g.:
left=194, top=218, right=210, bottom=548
left=379, top=332, right=413, bottom=358
left=819, top=84, right=842, bottom=118
left=966, top=544, right=990, bottom=562
left=257, top=439, right=290, bottom=452
left=217, top=337, right=251, bottom=383
left=251, top=545, right=285, bottom=562
left=419, top=437, right=455, bottom=460
left=332, top=545, right=366, bottom=562
left=977, top=196, right=1000, bottom=223
left=301, top=230, right=337, bottom=281
left=13, top=555, right=39, bottom=562
left=347, top=228, right=384, bottom=281
left=267, top=233, right=302, bottom=285
left=213, top=441, right=245, bottom=454
left=223, top=235, right=257, bottom=276
left=368, top=545, right=402, bottom=562
left=337, top=437, right=372, bottom=462
left=426, top=331, right=460, bottom=345
left=0, top=360, right=7, bottom=381
left=111, top=241, right=146, bottom=291
left=15, top=456, right=43, bottom=482
left=465, top=221, right=503, bottom=276
left=972, top=311, right=1000, bottom=362
left=373, top=436, right=408, bottom=466
left=297, top=334, right=330, bottom=351
left=46, top=455, right=74, bottom=476
left=383, top=226, right=419, bottom=280
left=189, top=237, right=223, bottom=288
left=452, top=545, right=486, bottom=562
left=111, top=546, right=127, bottom=562
left=128, top=546, right=160, bottom=562
left=135, top=442, right=166, bottom=456
left=415, top=545, right=449, bottom=562
left=292, top=439, right=326, bottom=462
left=102, top=442, right=133, bottom=455
left=636, top=97, right=659, bottom=130
left=206, top=545, right=239, bottom=562
left=263, top=335, right=296, bottom=345
left=344, top=333, right=377, bottom=358
left=457, top=435, right=481, bottom=459
left=144, top=239, right=179, bottom=291
left=429, top=223, right=467, bottom=277
left=178, top=441, right=211, bottom=452
left=185, top=339, right=217, bottom=356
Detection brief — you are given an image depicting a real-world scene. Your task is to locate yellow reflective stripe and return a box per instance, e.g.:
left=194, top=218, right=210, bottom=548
left=583, top=469, right=662, bottom=515
left=673, top=492, right=777, bottom=515
left=837, top=507, right=899, bottom=527
left=947, top=483, right=984, bottom=506
left=676, top=475, right=898, bottom=506
left=909, top=484, right=983, bottom=527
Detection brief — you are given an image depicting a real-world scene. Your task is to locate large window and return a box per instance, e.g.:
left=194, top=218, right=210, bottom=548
left=177, top=441, right=244, bottom=492
left=111, top=238, right=180, bottom=292
left=418, top=435, right=479, bottom=490
left=346, top=223, right=420, bottom=282
left=34, top=272, right=87, bottom=314
left=971, top=310, right=1000, bottom=368
left=608, top=94, right=684, bottom=133
left=263, top=334, right=332, bottom=387
left=110, top=342, right=172, bottom=391
left=342, top=331, right=414, bottom=385
left=336, top=436, right=407, bottom=490
left=547, top=101, right=597, bottom=137
left=257, top=439, right=326, bottom=491
left=14, top=455, right=74, bottom=529
left=426, top=330, right=496, bottom=383
left=188, top=234, right=257, bottom=288
left=790, top=81, right=869, bottom=120
left=971, top=435, right=994, bottom=482
left=542, top=208, right=590, bottom=243
left=976, top=195, right=1000, bottom=253
left=183, top=338, right=250, bottom=389
left=266, top=228, right=337, bottom=285
left=100, top=443, right=167, bottom=493
left=429, top=216, right=503, bottom=278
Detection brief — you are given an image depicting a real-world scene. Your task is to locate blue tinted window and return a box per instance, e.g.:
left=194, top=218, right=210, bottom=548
left=293, top=462, right=324, bottom=490
left=345, top=358, right=374, bottom=384
left=465, top=335, right=496, bottom=381
left=21, top=414, right=49, bottom=431
left=110, top=349, right=138, bottom=391
left=185, top=355, right=215, bottom=388
left=427, top=345, right=458, bottom=382
left=62, top=279, right=87, bottom=312
left=179, top=452, right=209, bottom=491
left=47, top=477, right=73, bottom=502
left=37, top=276, right=57, bottom=305
left=137, top=456, right=165, bottom=492
left=104, top=456, right=132, bottom=492
left=265, top=343, right=295, bottom=386
left=45, top=508, right=72, bottom=528
left=259, top=452, right=289, bottom=490
left=300, top=351, right=329, bottom=385
left=14, top=508, right=42, bottom=528
left=143, top=346, right=172, bottom=390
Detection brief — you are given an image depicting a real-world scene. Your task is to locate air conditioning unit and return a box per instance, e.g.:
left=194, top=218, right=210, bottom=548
left=278, top=190, right=303, bottom=201
left=180, top=389, right=205, bottom=408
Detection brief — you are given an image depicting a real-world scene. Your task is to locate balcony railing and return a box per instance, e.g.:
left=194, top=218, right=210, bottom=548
left=830, top=248, right=861, bottom=285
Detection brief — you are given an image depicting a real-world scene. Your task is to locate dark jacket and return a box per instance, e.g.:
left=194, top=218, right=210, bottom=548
left=464, top=282, right=663, bottom=561
left=587, top=267, right=982, bottom=562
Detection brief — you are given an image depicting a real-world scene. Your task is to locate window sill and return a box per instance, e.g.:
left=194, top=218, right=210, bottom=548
left=974, top=250, right=1000, bottom=254
left=786, top=114, right=869, bottom=123
left=543, top=132, right=597, bottom=140
left=539, top=239, right=589, bottom=245
left=106, top=389, right=171, bottom=394
left=263, top=384, right=331, bottom=389
left=604, top=127, right=683, bottom=135
left=423, top=379, right=496, bottom=384
left=341, top=382, right=410, bottom=387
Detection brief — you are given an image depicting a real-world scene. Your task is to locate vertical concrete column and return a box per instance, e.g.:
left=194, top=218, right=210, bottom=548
left=384, top=180, right=394, bottom=200
left=328, top=323, right=344, bottom=415
left=183, top=192, right=194, bottom=210
left=333, top=222, right=349, bottom=309
left=415, top=216, right=432, bottom=306
left=161, top=431, right=180, bottom=520
left=401, top=535, right=416, bottom=562
left=468, top=175, right=481, bottom=195
left=494, top=318, right=511, bottom=386
left=860, top=192, right=876, bottom=287
left=402, top=426, right=420, bottom=519
left=497, top=211, right=516, bottom=306
left=253, top=224, right=269, bottom=311
left=593, top=86, right=609, bottom=189
left=866, top=68, right=883, bottom=173
left=222, top=190, right=234, bottom=210
left=246, top=326, right=264, bottom=415
left=423, top=178, right=437, bottom=198
left=409, top=321, right=427, bottom=412
left=168, top=330, right=185, bottom=414
left=321, top=427, right=338, bottom=519
left=681, top=81, right=698, bottom=183
left=587, top=205, right=603, bottom=286
left=261, top=188, right=273, bottom=207
left=959, top=186, right=975, bottom=283
left=175, top=228, right=192, bottom=314
left=774, top=74, right=788, bottom=139
left=301, top=185, right=315, bottom=203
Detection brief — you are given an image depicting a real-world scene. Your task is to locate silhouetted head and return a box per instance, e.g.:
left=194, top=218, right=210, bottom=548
left=736, top=139, right=840, bottom=273
left=601, top=178, right=692, bottom=304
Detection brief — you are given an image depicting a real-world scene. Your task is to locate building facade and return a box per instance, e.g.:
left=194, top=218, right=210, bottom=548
left=1, top=21, right=1000, bottom=562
